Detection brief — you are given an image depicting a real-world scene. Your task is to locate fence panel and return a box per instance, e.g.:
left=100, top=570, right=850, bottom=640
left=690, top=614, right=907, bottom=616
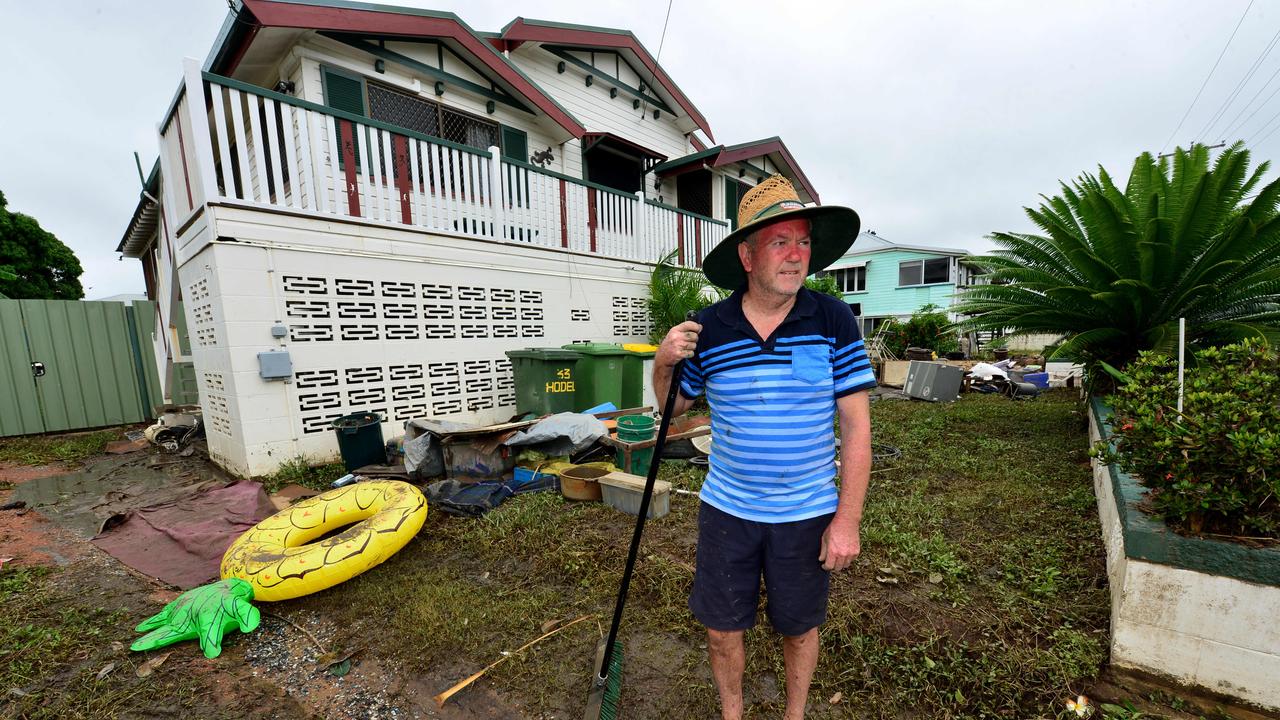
left=0, top=299, right=157, bottom=437
left=0, top=301, right=43, bottom=436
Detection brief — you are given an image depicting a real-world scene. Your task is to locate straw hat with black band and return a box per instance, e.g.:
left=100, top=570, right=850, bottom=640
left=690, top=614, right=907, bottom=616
left=701, top=174, right=861, bottom=290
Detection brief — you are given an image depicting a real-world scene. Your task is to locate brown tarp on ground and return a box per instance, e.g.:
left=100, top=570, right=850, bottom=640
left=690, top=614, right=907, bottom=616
left=10, top=455, right=224, bottom=539
left=91, top=480, right=277, bottom=589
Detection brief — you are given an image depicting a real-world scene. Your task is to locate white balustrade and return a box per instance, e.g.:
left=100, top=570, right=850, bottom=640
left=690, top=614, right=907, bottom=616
left=175, top=72, right=726, bottom=268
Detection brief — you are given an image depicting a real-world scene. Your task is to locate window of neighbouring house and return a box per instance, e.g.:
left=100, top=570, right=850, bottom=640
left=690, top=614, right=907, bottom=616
left=898, top=257, right=951, bottom=286
left=861, top=316, right=891, bottom=337
left=816, top=265, right=867, bottom=293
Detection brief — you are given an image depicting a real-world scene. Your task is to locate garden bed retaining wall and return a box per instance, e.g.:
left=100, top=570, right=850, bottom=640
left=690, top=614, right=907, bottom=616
left=1089, top=398, right=1280, bottom=711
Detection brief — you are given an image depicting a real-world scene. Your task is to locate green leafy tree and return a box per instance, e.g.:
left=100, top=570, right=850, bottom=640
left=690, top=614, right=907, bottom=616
left=0, top=190, right=84, bottom=299
left=647, top=249, right=725, bottom=343
left=954, top=142, right=1280, bottom=377
left=803, top=272, right=843, bottom=299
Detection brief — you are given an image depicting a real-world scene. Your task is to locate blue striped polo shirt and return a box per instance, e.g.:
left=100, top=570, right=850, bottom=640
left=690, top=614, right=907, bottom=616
left=679, top=287, right=877, bottom=523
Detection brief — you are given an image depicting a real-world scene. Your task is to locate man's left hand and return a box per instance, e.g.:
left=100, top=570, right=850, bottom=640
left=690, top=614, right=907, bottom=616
left=818, top=518, right=861, bottom=572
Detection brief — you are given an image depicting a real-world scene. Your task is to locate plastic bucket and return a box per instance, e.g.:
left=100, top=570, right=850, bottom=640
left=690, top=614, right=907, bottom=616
left=616, top=415, right=656, bottom=441
left=560, top=465, right=608, bottom=501
left=332, top=412, right=386, bottom=472
left=615, top=414, right=657, bottom=475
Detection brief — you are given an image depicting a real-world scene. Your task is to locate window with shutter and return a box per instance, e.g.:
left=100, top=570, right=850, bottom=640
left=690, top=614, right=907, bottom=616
left=322, top=67, right=366, bottom=171
left=501, top=126, right=528, bottom=162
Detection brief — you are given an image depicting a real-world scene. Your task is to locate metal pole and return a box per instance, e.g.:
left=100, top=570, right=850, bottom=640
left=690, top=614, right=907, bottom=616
left=1177, top=317, right=1186, bottom=414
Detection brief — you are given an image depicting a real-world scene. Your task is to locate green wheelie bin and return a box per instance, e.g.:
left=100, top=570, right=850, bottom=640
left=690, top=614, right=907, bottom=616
left=560, top=342, right=628, bottom=411
left=504, top=348, right=581, bottom=415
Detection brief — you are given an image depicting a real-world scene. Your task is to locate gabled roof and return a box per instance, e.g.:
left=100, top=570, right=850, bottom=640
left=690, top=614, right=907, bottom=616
left=497, top=17, right=714, bottom=143
left=217, top=0, right=586, bottom=138
left=839, top=231, right=971, bottom=259
left=651, top=137, right=820, bottom=204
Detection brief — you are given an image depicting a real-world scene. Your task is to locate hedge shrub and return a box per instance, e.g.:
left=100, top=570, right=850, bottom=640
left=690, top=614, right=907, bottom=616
left=1100, top=339, right=1279, bottom=538
left=879, top=304, right=959, bottom=357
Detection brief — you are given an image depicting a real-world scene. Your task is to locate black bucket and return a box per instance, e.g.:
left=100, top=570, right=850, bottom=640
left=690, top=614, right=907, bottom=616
left=332, top=412, right=387, bottom=472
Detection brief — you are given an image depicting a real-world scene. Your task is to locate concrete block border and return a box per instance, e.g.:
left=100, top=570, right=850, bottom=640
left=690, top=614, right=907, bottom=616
left=1089, top=398, right=1280, bottom=711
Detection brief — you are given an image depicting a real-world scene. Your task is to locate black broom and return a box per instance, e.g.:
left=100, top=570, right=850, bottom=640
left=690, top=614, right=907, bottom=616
left=584, top=315, right=695, bottom=720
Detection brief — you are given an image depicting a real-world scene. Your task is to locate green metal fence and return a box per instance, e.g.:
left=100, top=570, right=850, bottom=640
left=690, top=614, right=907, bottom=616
left=0, top=299, right=164, bottom=437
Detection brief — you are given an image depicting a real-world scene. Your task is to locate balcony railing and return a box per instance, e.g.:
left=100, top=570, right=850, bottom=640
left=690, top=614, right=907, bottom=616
left=159, top=60, right=728, bottom=268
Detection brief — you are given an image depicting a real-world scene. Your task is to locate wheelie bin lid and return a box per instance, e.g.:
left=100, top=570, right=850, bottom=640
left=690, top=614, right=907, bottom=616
left=505, top=347, right=581, bottom=360
left=560, top=342, right=628, bottom=356
left=621, top=343, right=658, bottom=356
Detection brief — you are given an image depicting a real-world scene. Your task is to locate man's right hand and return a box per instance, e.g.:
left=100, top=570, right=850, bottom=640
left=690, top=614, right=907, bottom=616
left=658, top=320, right=702, bottom=368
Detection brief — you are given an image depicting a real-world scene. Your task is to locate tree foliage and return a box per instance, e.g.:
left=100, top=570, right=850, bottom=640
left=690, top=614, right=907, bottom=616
left=954, top=142, right=1280, bottom=376
left=879, top=304, right=959, bottom=357
left=0, top=191, right=84, bottom=300
left=803, top=272, right=843, bottom=299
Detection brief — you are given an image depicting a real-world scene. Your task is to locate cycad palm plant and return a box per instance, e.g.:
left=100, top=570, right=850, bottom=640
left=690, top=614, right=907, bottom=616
left=954, top=142, right=1280, bottom=375
left=647, top=249, right=725, bottom=344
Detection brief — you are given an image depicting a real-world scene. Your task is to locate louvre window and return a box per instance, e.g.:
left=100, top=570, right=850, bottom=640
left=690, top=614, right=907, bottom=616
left=898, top=258, right=951, bottom=286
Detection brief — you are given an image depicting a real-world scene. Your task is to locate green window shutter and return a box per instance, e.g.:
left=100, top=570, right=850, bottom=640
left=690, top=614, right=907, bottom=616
left=323, top=68, right=365, bottom=115
left=724, top=177, right=739, bottom=228
left=322, top=68, right=365, bottom=171
left=501, top=126, right=528, bottom=162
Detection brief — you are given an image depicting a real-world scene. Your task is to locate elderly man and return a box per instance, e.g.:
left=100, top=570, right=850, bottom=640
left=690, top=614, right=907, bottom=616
left=654, top=175, right=875, bottom=720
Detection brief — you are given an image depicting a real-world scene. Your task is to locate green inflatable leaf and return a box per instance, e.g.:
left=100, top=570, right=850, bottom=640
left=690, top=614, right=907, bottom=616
left=131, top=578, right=260, bottom=659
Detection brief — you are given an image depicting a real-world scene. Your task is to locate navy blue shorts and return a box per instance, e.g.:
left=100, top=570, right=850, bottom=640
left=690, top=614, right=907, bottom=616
left=688, top=503, right=833, bottom=637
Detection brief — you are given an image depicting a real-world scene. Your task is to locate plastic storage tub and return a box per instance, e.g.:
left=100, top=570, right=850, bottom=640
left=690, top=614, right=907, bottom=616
left=1024, top=371, right=1049, bottom=389
left=599, top=471, right=671, bottom=519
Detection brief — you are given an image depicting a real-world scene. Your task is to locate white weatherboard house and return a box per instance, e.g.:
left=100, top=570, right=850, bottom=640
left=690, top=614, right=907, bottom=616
left=117, top=0, right=822, bottom=477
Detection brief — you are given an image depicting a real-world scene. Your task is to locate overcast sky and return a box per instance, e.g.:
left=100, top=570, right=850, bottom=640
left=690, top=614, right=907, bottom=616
left=3, top=0, right=1278, bottom=299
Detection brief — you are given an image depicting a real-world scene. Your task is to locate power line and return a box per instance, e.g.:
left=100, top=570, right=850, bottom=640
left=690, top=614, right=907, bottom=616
left=1161, top=0, right=1254, bottom=153
left=1220, top=58, right=1280, bottom=140
left=1222, top=65, right=1280, bottom=140
left=1247, top=102, right=1280, bottom=145
left=1252, top=109, right=1280, bottom=146
left=1196, top=22, right=1280, bottom=142
left=639, top=0, right=675, bottom=121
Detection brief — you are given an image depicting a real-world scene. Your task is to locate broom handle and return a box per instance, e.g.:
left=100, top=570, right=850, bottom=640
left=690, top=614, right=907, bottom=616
left=596, top=332, right=691, bottom=681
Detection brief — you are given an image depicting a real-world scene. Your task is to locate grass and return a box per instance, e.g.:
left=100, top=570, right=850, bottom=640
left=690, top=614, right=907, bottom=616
left=0, top=565, right=188, bottom=719
left=297, top=390, right=1126, bottom=718
left=0, top=428, right=121, bottom=466
left=258, top=455, right=347, bottom=494
left=0, top=562, right=310, bottom=720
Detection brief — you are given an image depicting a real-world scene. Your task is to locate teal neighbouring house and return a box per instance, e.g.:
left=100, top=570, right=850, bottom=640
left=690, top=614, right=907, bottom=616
left=814, top=231, right=983, bottom=336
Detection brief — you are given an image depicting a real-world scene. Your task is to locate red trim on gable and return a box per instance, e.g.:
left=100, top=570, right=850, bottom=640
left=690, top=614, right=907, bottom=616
left=224, top=21, right=260, bottom=76
left=501, top=18, right=714, bottom=142
left=240, top=0, right=584, bottom=137
left=716, top=139, right=820, bottom=205
left=689, top=133, right=707, bottom=152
